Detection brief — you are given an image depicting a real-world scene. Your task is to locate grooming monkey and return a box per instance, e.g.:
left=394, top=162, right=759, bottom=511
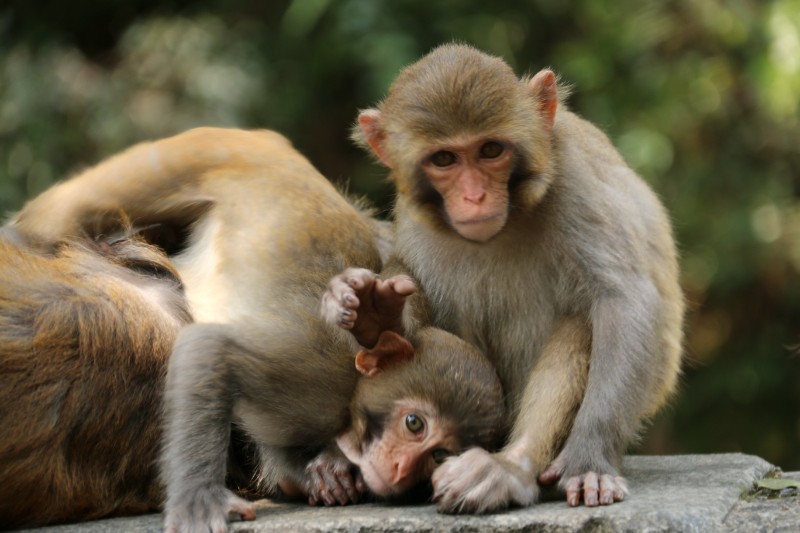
left=324, top=43, right=685, bottom=512
left=8, top=127, right=506, bottom=532
left=0, top=231, right=190, bottom=529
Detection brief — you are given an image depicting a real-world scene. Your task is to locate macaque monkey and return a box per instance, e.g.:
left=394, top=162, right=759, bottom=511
left=324, top=43, right=685, bottom=512
left=0, top=231, right=191, bottom=529
left=9, top=127, right=506, bottom=532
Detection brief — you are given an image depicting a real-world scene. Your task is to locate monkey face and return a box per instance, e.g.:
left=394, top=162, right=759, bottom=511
left=336, top=398, right=460, bottom=497
left=418, top=136, right=515, bottom=242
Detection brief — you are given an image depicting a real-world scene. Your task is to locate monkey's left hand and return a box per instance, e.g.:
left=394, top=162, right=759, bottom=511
left=304, top=446, right=365, bottom=506
left=321, top=268, right=415, bottom=348
left=432, top=448, right=538, bottom=514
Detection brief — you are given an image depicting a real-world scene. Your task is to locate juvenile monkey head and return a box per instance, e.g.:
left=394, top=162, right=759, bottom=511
left=336, top=328, right=506, bottom=498
left=353, top=43, right=560, bottom=242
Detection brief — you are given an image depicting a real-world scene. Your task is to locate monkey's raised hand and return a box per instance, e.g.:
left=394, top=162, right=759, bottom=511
left=304, top=446, right=365, bottom=506
left=321, top=267, right=415, bottom=348
left=432, top=448, right=537, bottom=514
left=163, top=486, right=255, bottom=533
left=538, top=453, right=628, bottom=507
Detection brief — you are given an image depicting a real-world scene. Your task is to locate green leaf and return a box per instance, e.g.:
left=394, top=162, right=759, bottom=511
left=756, top=478, right=800, bottom=491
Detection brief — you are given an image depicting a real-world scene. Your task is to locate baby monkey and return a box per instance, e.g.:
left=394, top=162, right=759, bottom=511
left=9, top=127, right=506, bottom=532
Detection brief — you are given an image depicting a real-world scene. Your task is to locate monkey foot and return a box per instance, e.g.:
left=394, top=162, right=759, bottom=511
left=539, top=465, right=628, bottom=507
left=321, top=267, right=415, bottom=347
left=432, top=448, right=537, bottom=514
left=164, top=488, right=255, bottom=533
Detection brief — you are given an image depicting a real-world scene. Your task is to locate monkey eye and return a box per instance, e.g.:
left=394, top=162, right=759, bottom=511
left=432, top=448, right=452, bottom=464
left=405, top=414, right=425, bottom=434
left=479, top=141, right=504, bottom=159
left=429, top=151, right=457, bottom=167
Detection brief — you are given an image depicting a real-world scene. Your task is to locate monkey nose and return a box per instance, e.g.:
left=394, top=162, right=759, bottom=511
left=392, top=455, right=416, bottom=486
left=464, top=191, right=486, bottom=205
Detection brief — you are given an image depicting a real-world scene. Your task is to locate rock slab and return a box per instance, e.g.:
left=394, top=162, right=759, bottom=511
left=19, top=454, right=794, bottom=532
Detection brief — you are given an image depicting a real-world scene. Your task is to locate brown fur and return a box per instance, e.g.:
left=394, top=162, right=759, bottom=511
left=0, top=234, right=190, bottom=529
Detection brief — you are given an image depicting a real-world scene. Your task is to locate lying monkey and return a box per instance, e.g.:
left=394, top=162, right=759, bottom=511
left=5, top=127, right=507, bottom=532
left=0, top=232, right=191, bottom=529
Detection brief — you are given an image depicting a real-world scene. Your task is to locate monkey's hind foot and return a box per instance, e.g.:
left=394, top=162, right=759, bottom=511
left=321, top=267, right=415, bottom=348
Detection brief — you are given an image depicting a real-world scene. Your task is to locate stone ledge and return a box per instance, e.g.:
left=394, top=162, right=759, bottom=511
left=20, top=454, right=796, bottom=532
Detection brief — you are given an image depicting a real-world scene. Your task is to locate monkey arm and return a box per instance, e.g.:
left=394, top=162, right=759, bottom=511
left=432, top=316, right=590, bottom=513
left=541, top=276, right=661, bottom=504
left=161, top=324, right=256, bottom=532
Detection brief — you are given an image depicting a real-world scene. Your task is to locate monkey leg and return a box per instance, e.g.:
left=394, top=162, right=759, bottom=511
left=432, top=316, right=590, bottom=513
left=10, top=127, right=293, bottom=250
left=322, top=267, right=415, bottom=348
left=161, top=324, right=256, bottom=533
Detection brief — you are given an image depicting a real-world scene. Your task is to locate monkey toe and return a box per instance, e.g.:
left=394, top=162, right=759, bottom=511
left=563, top=472, right=627, bottom=507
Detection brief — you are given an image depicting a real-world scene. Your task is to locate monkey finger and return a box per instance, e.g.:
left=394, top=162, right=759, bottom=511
left=563, top=476, right=582, bottom=507
left=613, top=476, right=628, bottom=501
left=355, top=471, right=366, bottom=493
left=344, top=267, right=377, bottom=291
left=599, top=474, right=618, bottom=505
left=387, top=274, right=416, bottom=296
left=582, top=472, right=599, bottom=507
left=334, top=469, right=360, bottom=503
left=319, top=468, right=349, bottom=505
left=308, top=469, right=334, bottom=506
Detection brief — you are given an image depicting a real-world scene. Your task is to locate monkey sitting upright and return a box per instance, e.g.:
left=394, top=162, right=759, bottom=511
left=6, top=127, right=508, bottom=532
left=324, top=43, right=685, bottom=512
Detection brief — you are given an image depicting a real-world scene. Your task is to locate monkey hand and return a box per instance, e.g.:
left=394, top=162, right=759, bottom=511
left=163, top=486, right=255, bottom=533
left=304, top=446, right=365, bottom=506
left=538, top=450, right=628, bottom=507
left=321, top=267, right=416, bottom=348
left=432, top=447, right=538, bottom=514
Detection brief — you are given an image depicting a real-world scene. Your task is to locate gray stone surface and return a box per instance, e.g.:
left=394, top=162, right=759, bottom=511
left=18, top=454, right=796, bottom=532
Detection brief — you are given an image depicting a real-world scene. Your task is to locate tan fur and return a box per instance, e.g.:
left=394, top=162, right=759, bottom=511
left=349, top=43, right=685, bottom=512
left=7, top=127, right=506, bottom=530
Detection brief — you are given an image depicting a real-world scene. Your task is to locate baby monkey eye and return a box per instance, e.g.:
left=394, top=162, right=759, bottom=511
left=432, top=448, right=452, bottom=464
left=405, top=414, right=425, bottom=434
left=430, top=151, right=457, bottom=167
left=479, top=141, right=504, bottom=159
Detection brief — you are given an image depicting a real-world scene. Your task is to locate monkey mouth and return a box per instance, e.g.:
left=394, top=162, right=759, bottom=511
left=452, top=214, right=507, bottom=242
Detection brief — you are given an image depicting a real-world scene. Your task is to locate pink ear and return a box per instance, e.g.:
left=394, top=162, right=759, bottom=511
left=529, top=69, right=558, bottom=131
left=358, top=110, right=393, bottom=168
left=355, top=331, right=414, bottom=377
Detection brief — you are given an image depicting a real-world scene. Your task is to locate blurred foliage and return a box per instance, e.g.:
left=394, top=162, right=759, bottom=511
left=1, top=0, right=798, bottom=468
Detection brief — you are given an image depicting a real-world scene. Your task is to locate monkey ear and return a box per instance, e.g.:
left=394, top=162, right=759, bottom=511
left=528, top=69, right=559, bottom=131
left=357, top=109, right=393, bottom=168
left=355, top=330, right=414, bottom=377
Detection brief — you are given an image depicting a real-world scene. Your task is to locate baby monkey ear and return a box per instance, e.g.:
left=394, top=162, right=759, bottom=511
left=355, top=330, right=415, bottom=377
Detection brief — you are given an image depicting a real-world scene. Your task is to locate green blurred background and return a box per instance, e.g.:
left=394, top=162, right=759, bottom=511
left=1, top=1, right=798, bottom=470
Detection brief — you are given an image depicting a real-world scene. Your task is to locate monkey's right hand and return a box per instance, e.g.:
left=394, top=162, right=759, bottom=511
left=163, top=486, right=256, bottom=533
left=304, top=446, right=366, bottom=506
left=432, top=447, right=538, bottom=514
left=321, top=267, right=416, bottom=348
